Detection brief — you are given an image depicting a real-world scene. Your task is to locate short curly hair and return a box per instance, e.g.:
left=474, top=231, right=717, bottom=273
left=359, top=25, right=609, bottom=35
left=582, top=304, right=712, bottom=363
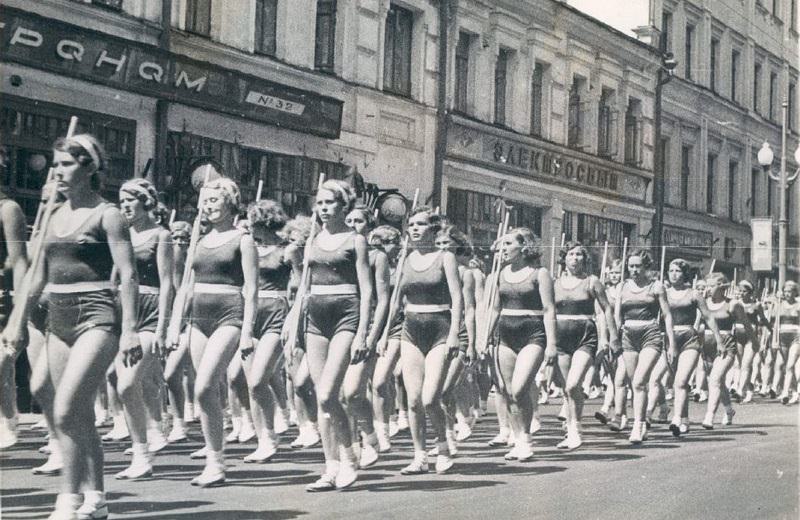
left=437, top=225, right=472, bottom=258
left=559, top=241, right=592, bottom=271
left=368, top=225, right=401, bottom=247
left=347, top=205, right=377, bottom=233
left=120, top=178, right=159, bottom=212
left=282, top=215, right=313, bottom=246
left=247, top=199, right=288, bottom=233
left=319, top=179, right=357, bottom=213
left=205, top=177, right=240, bottom=212
left=628, top=249, right=653, bottom=270
left=669, top=258, right=692, bottom=283
left=506, top=227, right=541, bottom=262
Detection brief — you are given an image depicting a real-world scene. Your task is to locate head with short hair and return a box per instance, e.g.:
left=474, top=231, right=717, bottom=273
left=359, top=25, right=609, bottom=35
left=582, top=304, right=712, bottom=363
left=120, top=178, right=159, bottom=212
left=204, top=177, right=240, bottom=212
left=346, top=204, right=377, bottom=236
left=247, top=199, right=288, bottom=233
left=53, top=134, right=107, bottom=191
left=436, top=225, right=472, bottom=258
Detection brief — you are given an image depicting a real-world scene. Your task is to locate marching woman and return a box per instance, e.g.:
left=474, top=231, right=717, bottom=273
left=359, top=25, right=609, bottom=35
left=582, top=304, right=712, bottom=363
left=240, top=199, right=300, bottom=462
left=300, top=180, right=373, bottom=491
left=617, top=249, right=675, bottom=444
left=0, top=189, right=28, bottom=449
left=733, top=281, right=769, bottom=403
left=370, top=224, right=403, bottom=452
left=480, top=228, right=555, bottom=461
left=553, top=242, right=619, bottom=449
left=166, top=177, right=258, bottom=487
left=115, top=179, right=174, bottom=479
left=2, top=134, right=140, bottom=519
left=395, top=207, right=463, bottom=475
left=665, top=259, right=723, bottom=436
left=163, top=220, right=196, bottom=442
left=701, top=273, right=755, bottom=428
left=342, top=205, right=390, bottom=468
left=596, top=260, right=626, bottom=427
left=776, top=281, right=800, bottom=404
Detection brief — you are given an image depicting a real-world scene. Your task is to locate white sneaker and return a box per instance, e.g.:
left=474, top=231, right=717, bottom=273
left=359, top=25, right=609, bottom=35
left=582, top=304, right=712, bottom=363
left=189, top=445, right=209, bottom=459
left=446, top=429, right=458, bottom=456
left=238, top=416, right=256, bottom=443
left=698, top=390, right=708, bottom=403
left=101, top=417, right=129, bottom=442
left=115, top=459, right=153, bottom=480
left=0, top=416, right=18, bottom=449
left=454, top=421, right=473, bottom=442
left=529, top=415, right=542, bottom=434
left=435, top=453, right=454, bottom=474
left=721, top=408, right=736, bottom=426
left=628, top=422, right=643, bottom=444
left=31, top=418, right=49, bottom=430
left=148, top=428, right=169, bottom=453
left=190, top=462, right=226, bottom=488
left=274, top=410, right=290, bottom=436
left=225, top=417, right=241, bottom=443
left=290, top=424, right=320, bottom=449
left=588, top=386, right=601, bottom=400
left=504, top=444, right=521, bottom=460
left=184, top=403, right=198, bottom=423
left=374, top=424, right=392, bottom=453
left=32, top=450, right=63, bottom=475
left=400, top=457, right=429, bottom=475
left=619, top=415, right=628, bottom=431
left=488, top=429, right=511, bottom=447
left=335, top=461, right=358, bottom=489
left=557, top=429, right=582, bottom=450
left=789, top=393, right=799, bottom=405
left=388, top=419, right=400, bottom=438
left=244, top=434, right=278, bottom=463
left=359, top=443, right=379, bottom=468
left=48, top=493, right=81, bottom=520
left=167, top=424, right=188, bottom=443
left=742, top=390, right=754, bottom=403
left=396, top=413, right=410, bottom=432
left=39, top=438, right=56, bottom=454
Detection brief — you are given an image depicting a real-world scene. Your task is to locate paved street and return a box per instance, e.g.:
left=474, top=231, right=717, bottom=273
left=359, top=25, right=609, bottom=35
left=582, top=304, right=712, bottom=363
left=2, top=398, right=797, bottom=520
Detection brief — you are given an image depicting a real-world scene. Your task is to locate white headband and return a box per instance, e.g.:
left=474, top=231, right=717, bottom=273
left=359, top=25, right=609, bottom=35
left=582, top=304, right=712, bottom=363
left=68, top=135, right=101, bottom=169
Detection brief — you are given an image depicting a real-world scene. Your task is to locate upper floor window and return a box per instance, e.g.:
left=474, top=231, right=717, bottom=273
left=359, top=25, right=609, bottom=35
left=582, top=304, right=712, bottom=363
left=186, top=0, right=212, bottom=36
left=597, top=88, right=617, bottom=158
left=494, top=49, right=510, bottom=125
left=624, top=98, right=643, bottom=166
left=661, top=12, right=672, bottom=53
left=789, top=82, right=797, bottom=130
left=754, top=63, right=762, bottom=113
left=706, top=153, right=717, bottom=213
left=681, top=145, right=692, bottom=210
left=530, top=62, right=545, bottom=137
left=567, top=77, right=586, bottom=148
left=731, top=49, right=740, bottom=103
left=315, top=0, right=337, bottom=71
left=728, top=160, right=739, bottom=220
left=685, top=25, right=694, bottom=80
left=454, top=32, right=471, bottom=114
left=791, top=0, right=797, bottom=31
left=255, top=0, right=278, bottom=55
left=710, top=38, right=719, bottom=92
left=383, top=4, right=413, bottom=97
left=751, top=168, right=760, bottom=216
left=769, top=72, right=778, bottom=121
left=773, top=0, right=781, bottom=18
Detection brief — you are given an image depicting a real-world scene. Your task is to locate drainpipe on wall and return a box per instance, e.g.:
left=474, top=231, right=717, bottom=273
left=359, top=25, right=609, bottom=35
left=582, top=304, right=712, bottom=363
left=431, top=0, right=450, bottom=207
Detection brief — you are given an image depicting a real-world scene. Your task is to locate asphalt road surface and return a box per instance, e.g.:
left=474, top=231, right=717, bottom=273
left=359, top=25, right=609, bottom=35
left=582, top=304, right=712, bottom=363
left=2, top=397, right=797, bottom=520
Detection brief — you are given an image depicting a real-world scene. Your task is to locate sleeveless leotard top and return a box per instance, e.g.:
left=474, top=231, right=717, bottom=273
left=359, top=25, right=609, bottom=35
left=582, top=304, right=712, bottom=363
left=778, top=302, right=800, bottom=326
left=0, top=198, right=10, bottom=299
left=620, top=281, right=660, bottom=322
left=193, top=231, right=244, bottom=285
left=554, top=277, right=595, bottom=316
left=499, top=268, right=543, bottom=311
left=707, top=299, right=735, bottom=333
left=132, top=228, right=161, bottom=288
left=308, top=232, right=358, bottom=286
left=667, top=288, right=697, bottom=327
left=401, top=252, right=451, bottom=306
left=257, top=244, right=291, bottom=292
left=45, top=202, right=115, bottom=284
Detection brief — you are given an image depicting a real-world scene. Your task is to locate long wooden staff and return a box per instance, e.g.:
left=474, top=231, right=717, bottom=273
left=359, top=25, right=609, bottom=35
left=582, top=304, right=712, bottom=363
left=486, top=211, right=511, bottom=395
left=598, top=241, right=614, bottom=376
left=614, top=237, right=629, bottom=326
left=285, top=174, right=326, bottom=354
left=657, top=245, right=676, bottom=376
left=378, top=188, right=419, bottom=348
left=5, top=117, right=78, bottom=349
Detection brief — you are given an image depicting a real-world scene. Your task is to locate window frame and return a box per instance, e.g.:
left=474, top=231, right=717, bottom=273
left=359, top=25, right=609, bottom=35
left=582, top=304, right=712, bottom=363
left=383, top=4, right=414, bottom=98
left=314, top=0, right=337, bottom=72
left=186, top=0, right=212, bottom=37
left=530, top=62, right=545, bottom=137
left=454, top=31, right=471, bottom=114
left=731, top=49, right=741, bottom=103
left=685, top=24, right=694, bottom=80
left=681, top=145, right=692, bottom=210
left=494, top=48, right=510, bottom=126
left=706, top=153, right=717, bottom=214
left=710, top=38, right=719, bottom=93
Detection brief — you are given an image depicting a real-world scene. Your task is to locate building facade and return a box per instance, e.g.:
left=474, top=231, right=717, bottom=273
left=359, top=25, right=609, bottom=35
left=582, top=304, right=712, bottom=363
left=568, top=0, right=800, bottom=280
left=1, top=0, right=441, bottom=223
left=441, top=0, right=660, bottom=261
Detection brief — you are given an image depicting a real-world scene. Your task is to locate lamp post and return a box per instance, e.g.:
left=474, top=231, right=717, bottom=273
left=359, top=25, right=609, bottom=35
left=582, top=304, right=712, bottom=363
left=757, top=101, right=800, bottom=289
left=651, top=52, right=678, bottom=256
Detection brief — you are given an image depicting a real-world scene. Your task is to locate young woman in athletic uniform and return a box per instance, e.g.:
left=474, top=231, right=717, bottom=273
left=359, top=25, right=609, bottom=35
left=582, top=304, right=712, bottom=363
left=776, top=281, right=800, bottom=404
left=617, top=249, right=675, bottom=444
left=665, top=259, right=722, bottom=436
left=341, top=206, right=389, bottom=468
left=0, top=191, right=28, bottom=449
left=554, top=242, right=619, bottom=449
left=370, top=225, right=403, bottom=452
left=114, top=179, right=174, bottom=479
left=281, top=215, right=321, bottom=449
left=733, top=281, right=769, bottom=403
left=395, top=207, right=463, bottom=475
left=596, top=260, right=626, bottom=427
left=3, top=134, right=140, bottom=519
left=166, top=177, right=258, bottom=487
left=300, top=180, right=372, bottom=492
left=240, top=199, right=300, bottom=462
left=432, top=225, right=475, bottom=457
left=701, top=273, right=755, bottom=428
left=692, top=278, right=710, bottom=403
left=480, top=228, right=555, bottom=460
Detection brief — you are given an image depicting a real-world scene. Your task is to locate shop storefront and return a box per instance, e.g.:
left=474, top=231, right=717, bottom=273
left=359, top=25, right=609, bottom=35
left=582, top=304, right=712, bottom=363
left=443, top=115, right=652, bottom=268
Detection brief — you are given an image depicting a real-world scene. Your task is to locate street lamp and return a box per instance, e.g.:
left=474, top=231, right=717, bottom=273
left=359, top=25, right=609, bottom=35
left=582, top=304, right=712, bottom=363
left=756, top=101, right=800, bottom=289
left=652, top=51, right=678, bottom=256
